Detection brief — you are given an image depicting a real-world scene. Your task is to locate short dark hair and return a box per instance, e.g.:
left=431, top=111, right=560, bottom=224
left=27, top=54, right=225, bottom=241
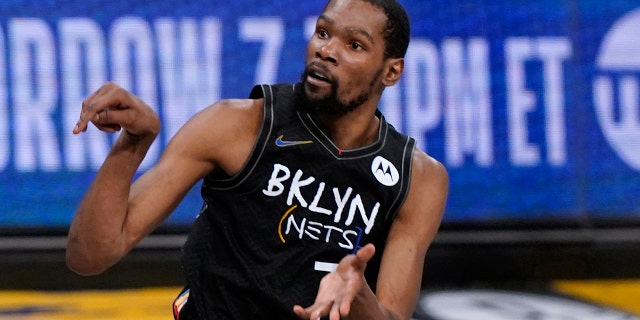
left=358, top=0, right=411, bottom=59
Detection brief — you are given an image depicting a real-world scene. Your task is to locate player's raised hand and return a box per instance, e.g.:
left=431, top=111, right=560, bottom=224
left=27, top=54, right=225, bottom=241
left=293, top=244, right=376, bottom=320
left=73, top=82, right=160, bottom=139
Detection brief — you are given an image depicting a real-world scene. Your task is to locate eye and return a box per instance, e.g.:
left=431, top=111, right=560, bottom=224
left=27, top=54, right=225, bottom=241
left=350, top=42, right=364, bottom=51
left=317, top=29, right=329, bottom=39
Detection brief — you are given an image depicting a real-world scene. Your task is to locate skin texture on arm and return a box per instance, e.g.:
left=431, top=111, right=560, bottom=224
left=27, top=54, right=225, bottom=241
left=294, top=149, right=449, bottom=320
left=66, top=83, right=263, bottom=276
left=371, top=150, right=448, bottom=319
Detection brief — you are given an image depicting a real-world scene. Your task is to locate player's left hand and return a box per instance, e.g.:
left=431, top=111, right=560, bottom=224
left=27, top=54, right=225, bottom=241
left=293, top=244, right=376, bottom=320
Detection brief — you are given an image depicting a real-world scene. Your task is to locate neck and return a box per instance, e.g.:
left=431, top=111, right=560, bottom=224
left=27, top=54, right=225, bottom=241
left=313, top=109, right=381, bottom=150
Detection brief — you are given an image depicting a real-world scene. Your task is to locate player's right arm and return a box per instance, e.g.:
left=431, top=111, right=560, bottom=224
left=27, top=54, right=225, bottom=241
left=66, top=82, right=262, bottom=275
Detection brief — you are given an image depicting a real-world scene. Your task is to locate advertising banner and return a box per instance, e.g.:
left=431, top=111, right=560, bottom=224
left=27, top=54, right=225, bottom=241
left=1, top=0, right=639, bottom=229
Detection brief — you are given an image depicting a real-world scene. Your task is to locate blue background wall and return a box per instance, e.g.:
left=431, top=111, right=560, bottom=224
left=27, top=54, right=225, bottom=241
left=0, top=0, right=639, bottom=230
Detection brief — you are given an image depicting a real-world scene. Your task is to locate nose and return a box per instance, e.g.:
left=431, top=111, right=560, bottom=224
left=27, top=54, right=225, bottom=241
left=316, top=41, right=338, bottom=64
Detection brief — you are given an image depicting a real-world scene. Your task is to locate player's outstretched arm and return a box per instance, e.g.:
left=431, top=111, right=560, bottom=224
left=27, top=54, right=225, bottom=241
left=294, top=151, right=449, bottom=320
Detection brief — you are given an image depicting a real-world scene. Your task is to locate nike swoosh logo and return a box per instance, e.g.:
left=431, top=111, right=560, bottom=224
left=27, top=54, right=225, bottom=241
left=275, top=135, right=313, bottom=147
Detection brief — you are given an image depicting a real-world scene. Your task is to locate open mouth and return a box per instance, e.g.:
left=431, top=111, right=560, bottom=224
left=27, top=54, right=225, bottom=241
left=307, top=71, right=331, bottom=84
left=309, top=71, right=330, bottom=83
left=305, top=63, right=333, bottom=85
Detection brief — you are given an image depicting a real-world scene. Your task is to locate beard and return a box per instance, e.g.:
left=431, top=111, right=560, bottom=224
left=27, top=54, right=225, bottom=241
left=295, top=64, right=382, bottom=117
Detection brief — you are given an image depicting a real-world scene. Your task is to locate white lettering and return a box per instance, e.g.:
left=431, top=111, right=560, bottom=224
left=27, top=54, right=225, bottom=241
left=285, top=214, right=305, bottom=239
left=110, top=17, right=159, bottom=169
left=59, top=18, right=110, bottom=171
left=155, top=18, right=222, bottom=139
left=506, top=37, right=539, bottom=166
left=262, top=163, right=291, bottom=196
left=0, top=25, right=7, bottom=171
left=442, top=38, right=493, bottom=167
left=332, top=187, right=352, bottom=223
left=0, top=16, right=228, bottom=173
left=239, top=17, right=284, bottom=85
left=0, top=15, right=582, bottom=178
left=309, top=182, right=332, bottom=215
left=506, top=37, right=571, bottom=167
left=346, top=195, right=379, bottom=234
left=287, top=169, right=315, bottom=207
left=538, top=38, right=571, bottom=166
left=305, top=221, right=322, bottom=240
left=265, top=164, right=380, bottom=234
left=339, top=229, right=357, bottom=250
left=324, top=225, right=342, bottom=243
left=283, top=212, right=359, bottom=250
left=10, top=18, right=60, bottom=172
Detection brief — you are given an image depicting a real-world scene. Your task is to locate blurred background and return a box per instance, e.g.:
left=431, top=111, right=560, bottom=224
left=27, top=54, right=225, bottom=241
left=1, top=0, right=640, bottom=318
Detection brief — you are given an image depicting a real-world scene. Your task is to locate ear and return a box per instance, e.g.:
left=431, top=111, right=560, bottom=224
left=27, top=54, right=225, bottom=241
left=382, top=58, right=404, bottom=86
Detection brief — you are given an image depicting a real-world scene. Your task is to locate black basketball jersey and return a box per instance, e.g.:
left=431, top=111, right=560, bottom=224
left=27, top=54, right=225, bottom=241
left=181, top=83, right=416, bottom=319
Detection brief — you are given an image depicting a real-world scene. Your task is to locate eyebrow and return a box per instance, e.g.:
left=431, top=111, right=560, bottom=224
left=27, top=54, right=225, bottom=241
left=317, top=14, right=375, bottom=44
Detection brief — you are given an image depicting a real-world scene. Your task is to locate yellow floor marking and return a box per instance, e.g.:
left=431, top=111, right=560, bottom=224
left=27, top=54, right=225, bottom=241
left=0, top=281, right=639, bottom=319
left=554, top=279, right=640, bottom=315
left=0, top=287, right=182, bottom=320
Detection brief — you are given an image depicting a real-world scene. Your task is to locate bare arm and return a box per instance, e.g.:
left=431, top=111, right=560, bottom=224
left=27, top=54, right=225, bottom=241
left=370, top=151, right=448, bottom=319
left=294, top=150, right=448, bottom=320
left=66, top=82, right=262, bottom=275
left=67, top=82, right=165, bottom=275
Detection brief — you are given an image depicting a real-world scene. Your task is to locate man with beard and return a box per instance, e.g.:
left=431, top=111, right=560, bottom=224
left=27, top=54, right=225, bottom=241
left=66, top=0, right=448, bottom=319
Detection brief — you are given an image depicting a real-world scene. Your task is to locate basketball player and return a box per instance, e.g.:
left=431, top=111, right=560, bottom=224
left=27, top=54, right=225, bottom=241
left=66, top=0, right=448, bottom=319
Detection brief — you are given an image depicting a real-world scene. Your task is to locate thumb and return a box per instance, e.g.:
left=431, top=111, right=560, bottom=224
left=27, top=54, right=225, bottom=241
left=355, top=243, right=375, bottom=266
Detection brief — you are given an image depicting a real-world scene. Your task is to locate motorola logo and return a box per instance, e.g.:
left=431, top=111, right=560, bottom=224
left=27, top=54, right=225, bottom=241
left=371, top=156, right=399, bottom=187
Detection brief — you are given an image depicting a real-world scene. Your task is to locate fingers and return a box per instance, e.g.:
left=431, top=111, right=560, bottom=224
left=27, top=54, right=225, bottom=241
left=293, top=245, right=376, bottom=320
left=92, top=109, right=123, bottom=133
left=294, top=301, right=325, bottom=318
left=94, top=109, right=107, bottom=123
left=330, top=301, right=342, bottom=320
left=74, top=82, right=160, bottom=138
left=293, top=305, right=316, bottom=319
left=293, top=298, right=349, bottom=320
left=338, top=299, right=351, bottom=318
left=74, top=89, right=99, bottom=134
left=74, top=82, right=121, bottom=134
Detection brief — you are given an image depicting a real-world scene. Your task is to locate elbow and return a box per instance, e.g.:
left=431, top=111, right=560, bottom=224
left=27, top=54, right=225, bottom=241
left=66, top=249, right=111, bottom=276
left=65, top=237, right=119, bottom=276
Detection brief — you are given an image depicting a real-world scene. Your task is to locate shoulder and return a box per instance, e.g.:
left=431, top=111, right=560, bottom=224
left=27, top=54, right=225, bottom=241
left=174, top=98, right=264, bottom=147
left=406, top=148, right=448, bottom=215
left=163, top=97, right=265, bottom=175
left=184, top=98, right=264, bottom=136
left=198, top=98, right=264, bottom=120
left=393, top=148, right=448, bottom=238
left=410, top=148, right=448, bottom=190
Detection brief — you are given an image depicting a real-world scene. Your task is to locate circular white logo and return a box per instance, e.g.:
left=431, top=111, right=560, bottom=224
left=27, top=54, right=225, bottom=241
left=371, top=156, right=399, bottom=186
left=593, top=8, right=640, bottom=171
left=416, top=290, right=638, bottom=320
